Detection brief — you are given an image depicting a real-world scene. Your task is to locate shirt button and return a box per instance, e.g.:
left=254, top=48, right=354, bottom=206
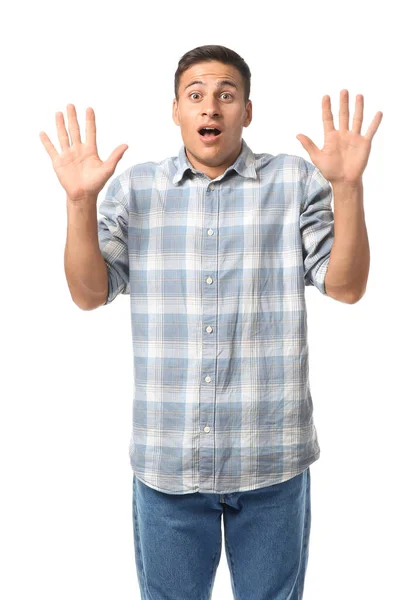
left=208, top=184, right=215, bottom=191
left=206, top=326, right=213, bottom=333
left=207, top=229, right=214, bottom=236
left=206, top=276, right=213, bottom=284
left=204, top=426, right=210, bottom=433
left=205, top=376, right=211, bottom=383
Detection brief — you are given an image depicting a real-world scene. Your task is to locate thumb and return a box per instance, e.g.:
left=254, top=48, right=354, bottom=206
left=296, top=134, right=319, bottom=160
left=105, top=144, right=129, bottom=171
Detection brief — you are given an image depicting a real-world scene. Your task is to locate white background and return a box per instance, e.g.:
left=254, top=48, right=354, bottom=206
left=1, top=0, right=413, bottom=598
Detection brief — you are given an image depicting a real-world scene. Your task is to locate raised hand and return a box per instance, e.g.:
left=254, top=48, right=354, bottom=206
left=39, top=104, right=128, bottom=202
left=296, top=90, right=383, bottom=186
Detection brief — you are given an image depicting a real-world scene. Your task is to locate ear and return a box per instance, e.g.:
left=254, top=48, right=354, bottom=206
left=244, top=100, right=253, bottom=127
left=172, top=98, right=180, bottom=126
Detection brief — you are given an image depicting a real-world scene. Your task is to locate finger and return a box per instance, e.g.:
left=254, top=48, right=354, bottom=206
left=39, top=131, right=59, bottom=161
left=365, top=111, right=383, bottom=142
left=85, top=107, right=97, bottom=148
left=296, top=134, right=319, bottom=159
left=322, top=95, right=335, bottom=135
left=67, top=104, right=82, bottom=145
left=56, top=111, right=70, bottom=150
left=351, top=94, right=364, bottom=134
left=105, top=144, right=129, bottom=170
left=339, top=89, right=349, bottom=131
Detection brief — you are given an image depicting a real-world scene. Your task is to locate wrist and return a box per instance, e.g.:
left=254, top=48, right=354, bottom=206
left=330, top=178, right=363, bottom=191
left=66, top=193, right=98, bottom=205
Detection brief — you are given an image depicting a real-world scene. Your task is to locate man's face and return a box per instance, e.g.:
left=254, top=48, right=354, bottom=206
left=172, top=60, right=252, bottom=179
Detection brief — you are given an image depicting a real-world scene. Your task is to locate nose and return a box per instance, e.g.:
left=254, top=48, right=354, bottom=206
left=201, top=95, right=221, bottom=118
left=202, top=108, right=220, bottom=120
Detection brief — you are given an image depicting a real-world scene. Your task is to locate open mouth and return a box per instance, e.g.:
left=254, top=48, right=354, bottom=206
left=198, top=127, right=222, bottom=142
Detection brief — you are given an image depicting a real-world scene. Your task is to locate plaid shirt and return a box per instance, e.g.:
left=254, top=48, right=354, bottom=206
left=97, top=138, right=334, bottom=494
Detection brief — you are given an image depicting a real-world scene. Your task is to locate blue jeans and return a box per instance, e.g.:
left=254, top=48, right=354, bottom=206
left=132, top=467, right=311, bottom=600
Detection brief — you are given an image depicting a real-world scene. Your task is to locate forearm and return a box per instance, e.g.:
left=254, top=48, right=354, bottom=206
left=64, top=196, right=108, bottom=310
left=324, top=180, right=369, bottom=303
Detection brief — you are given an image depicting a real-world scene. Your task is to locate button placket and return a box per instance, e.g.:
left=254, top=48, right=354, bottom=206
left=199, top=181, right=219, bottom=491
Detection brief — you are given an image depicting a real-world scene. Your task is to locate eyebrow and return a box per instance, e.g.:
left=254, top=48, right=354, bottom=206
left=184, top=79, right=238, bottom=91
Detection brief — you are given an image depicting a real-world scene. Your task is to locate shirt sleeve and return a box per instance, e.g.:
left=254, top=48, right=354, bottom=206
left=97, top=169, right=131, bottom=305
left=299, top=159, right=334, bottom=295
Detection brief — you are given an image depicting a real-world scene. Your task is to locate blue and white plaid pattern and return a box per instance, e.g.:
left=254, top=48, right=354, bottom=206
left=98, top=138, right=334, bottom=494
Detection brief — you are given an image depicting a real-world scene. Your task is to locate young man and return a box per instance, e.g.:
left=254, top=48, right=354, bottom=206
left=40, top=44, right=382, bottom=600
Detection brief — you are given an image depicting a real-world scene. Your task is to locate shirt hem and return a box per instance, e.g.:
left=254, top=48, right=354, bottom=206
left=132, top=450, right=320, bottom=495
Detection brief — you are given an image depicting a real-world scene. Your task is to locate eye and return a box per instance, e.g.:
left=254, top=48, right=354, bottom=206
left=189, top=92, right=233, bottom=100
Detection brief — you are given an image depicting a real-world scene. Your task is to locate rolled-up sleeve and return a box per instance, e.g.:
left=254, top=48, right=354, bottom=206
left=97, top=168, right=131, bottom=305
left=299, top=159, right=334, bottom=295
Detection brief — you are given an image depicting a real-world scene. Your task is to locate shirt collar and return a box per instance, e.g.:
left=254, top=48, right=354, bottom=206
left=172, top=137, right=258, bottom=185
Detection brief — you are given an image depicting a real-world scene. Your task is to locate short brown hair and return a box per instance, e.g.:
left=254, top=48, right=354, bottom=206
left=174, top=45, right=251, bottom=105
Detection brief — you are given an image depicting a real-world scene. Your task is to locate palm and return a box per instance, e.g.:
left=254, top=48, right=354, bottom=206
left=296, top=90, right=383, bottom=185
left=317, top=129, right=371, bottom=184
left=53, top=146, right=107, bottom=199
